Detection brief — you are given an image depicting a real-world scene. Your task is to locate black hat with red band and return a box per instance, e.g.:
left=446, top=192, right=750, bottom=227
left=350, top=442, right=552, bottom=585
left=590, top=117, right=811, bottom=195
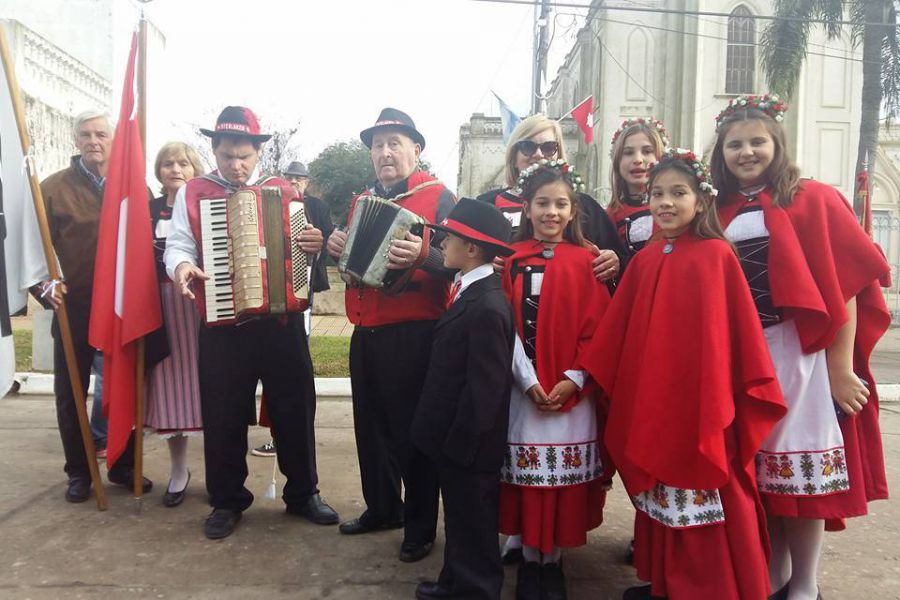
left=427, top=198, right=514, bottom=257
left=200, top=106, right=272, bottom=142
left=360, top=107, right=426, bottom=149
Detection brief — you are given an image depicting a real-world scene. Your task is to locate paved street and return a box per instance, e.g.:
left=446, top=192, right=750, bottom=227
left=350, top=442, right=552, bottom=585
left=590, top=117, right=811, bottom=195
left=0, top=395, right=897, bottom=599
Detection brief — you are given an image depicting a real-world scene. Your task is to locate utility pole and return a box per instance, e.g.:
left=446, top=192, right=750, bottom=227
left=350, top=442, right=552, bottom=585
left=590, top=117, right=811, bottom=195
left=532, top=0, right=551, bottom=114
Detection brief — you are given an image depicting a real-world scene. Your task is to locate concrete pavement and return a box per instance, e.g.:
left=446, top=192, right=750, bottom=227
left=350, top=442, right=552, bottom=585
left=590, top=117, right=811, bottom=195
left=0, top=396, right=898, bottom=599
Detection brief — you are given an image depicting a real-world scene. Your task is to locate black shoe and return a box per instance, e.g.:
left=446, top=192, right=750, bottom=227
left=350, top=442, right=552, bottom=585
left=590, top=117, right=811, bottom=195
left=338, top=511, right=403, bottom=535
left=204, top=508, right=242, bottom=539
left=107, top=468, right=153, bottom=493
left=65, top=477, right=91, bottom=503
left=286, top=493, right=339, bottom=525
left=415, top=581, right=456, bottom=599
left=516, top=562, right=542, bottom=600
left=768, top=583, right=789, bottom=600
left=399, top=540, right=434, bottom=563
left=541, top=563, right=567, bottom=600
left=622, top=585, right=665, bottom=600
left=502, top=546, right=524, bottom=565
left=162, top=471, right=190, bottom=508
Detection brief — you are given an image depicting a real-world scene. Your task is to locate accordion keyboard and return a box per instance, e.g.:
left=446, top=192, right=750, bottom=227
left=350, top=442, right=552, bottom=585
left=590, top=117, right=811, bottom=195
left=289, top=202, right=310, bottom=298
left=199, top=198, right=236, bottom=322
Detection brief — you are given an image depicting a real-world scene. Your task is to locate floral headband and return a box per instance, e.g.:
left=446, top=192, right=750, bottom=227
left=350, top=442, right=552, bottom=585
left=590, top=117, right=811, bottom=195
left=655, top=148, right=718, bottom=197
left=609, top=117, right=670, bottom=155
left=715, top=94, right=787, bottom=130
left=515, top=159, right=586, bottom=196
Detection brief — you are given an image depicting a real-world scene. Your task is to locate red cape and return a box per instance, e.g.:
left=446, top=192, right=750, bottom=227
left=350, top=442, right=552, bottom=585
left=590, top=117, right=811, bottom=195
left=581, top=235, right=786, bottom=494
left=502, top=240, right=610, bottom=412
left=718, top=182, right=891, bottom=506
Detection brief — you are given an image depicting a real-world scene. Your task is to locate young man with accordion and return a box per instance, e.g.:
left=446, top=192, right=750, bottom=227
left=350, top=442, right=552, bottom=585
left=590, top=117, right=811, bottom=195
left=164, top=106, right=338, bottom=539
left=326, top=107, right=456, bottom=563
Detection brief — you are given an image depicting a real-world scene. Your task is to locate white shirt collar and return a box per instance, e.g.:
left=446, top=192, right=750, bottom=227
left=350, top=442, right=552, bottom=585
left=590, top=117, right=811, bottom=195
left=452, top=263, right=495, bottom=303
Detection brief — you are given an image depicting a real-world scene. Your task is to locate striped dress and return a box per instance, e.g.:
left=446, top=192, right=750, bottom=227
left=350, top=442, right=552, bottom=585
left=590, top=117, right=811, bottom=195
left=145, top=196, right=203, bottom=435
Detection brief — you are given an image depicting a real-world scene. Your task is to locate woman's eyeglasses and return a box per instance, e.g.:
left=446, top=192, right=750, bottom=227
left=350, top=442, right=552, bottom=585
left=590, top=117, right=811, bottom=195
left=515, top=140, right=559, bottom=157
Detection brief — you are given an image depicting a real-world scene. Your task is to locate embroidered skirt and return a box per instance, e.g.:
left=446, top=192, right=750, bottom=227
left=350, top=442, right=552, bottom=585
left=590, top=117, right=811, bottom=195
left=145, top=281, right=203, bottom=435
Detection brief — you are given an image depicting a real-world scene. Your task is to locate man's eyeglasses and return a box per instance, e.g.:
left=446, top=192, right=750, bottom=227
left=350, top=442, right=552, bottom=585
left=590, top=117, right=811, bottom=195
left=515, top=140, right=559, bottom=157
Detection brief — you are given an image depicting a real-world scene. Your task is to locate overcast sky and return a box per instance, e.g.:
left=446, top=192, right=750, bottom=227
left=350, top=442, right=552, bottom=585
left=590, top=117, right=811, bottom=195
left=113, top=0, right=587, bottom=191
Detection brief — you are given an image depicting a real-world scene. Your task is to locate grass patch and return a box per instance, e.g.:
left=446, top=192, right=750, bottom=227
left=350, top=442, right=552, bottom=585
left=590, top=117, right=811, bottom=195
left=309, top=336, right=350, bottom=377
left=14, top=329, right=33, bottom=372
left=11, top=327, right=350, bottom=378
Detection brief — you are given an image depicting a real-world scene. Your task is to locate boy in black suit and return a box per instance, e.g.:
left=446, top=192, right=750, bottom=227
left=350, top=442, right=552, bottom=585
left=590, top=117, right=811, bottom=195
left=411, top=198, right=516, bottom=600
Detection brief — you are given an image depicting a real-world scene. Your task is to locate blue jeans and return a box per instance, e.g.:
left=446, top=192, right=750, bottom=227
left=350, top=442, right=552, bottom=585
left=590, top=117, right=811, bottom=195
left=90, top=352, right=107, bottom=449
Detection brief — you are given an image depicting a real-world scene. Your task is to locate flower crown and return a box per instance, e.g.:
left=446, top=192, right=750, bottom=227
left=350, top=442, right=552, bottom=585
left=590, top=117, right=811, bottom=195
left=609, top=117, right=670, bottom=155
left=515, top=159, right=585, bottom=196
left=657, top=148, right=718, bottom=197
left=715, top=94, right=787, bottom=130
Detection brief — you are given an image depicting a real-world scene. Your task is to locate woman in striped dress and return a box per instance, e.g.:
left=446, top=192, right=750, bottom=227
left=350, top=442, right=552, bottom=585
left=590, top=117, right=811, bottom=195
left=146, top=142, right=205, bottom=507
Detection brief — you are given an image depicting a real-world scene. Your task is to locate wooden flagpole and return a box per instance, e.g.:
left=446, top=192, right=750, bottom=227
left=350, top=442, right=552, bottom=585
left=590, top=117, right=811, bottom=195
left=133, top=8, right=149, bottom=508
left=0, top=24, right=108, bottom=510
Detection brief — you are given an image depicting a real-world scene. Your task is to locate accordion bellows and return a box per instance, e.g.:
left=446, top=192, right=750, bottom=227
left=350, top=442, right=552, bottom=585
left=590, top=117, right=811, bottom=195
left=339, top=195, right=426, bottom=289
left=199, top=185, right=310, bottom=325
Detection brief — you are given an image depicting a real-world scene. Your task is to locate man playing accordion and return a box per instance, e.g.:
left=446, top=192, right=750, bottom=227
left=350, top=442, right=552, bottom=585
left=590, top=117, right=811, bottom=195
left=165, top=106, right=338, bottom=539
left=326, top=107, right=456, bottom=563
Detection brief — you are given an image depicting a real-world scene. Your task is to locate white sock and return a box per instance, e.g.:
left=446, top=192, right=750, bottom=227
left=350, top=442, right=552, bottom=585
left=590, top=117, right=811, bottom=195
left=785, top=518, right=824, bottom=600
left=522, top=545, right=541, bottom=564
left=503, top=534, right=523, bottom=554
left=767, top=516, right=792, bottom=591
left=542, top=546, right=561, bottom=564
left=167, top=435, right=189, bottom=492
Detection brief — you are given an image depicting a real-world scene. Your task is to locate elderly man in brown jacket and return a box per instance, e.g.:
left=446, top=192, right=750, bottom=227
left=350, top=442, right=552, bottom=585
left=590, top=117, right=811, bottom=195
left=39, top=110, right=152, bottom=503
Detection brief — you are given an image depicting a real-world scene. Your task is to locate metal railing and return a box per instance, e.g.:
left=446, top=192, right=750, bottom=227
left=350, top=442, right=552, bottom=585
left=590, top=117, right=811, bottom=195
left=873, top=214, right=900, bottom=324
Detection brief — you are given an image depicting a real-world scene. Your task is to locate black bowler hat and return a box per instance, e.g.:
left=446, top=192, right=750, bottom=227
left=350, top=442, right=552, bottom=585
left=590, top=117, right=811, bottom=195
left=200, top=106, right=272, bottom=142
left=427, top=198, right=514, bottom=256
left=283, top=161, right=309, bottom=177
left=360, top=107, right=426, bottom=150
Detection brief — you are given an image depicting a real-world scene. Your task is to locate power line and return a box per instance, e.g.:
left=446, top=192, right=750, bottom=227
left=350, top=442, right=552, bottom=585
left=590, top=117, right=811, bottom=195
left=467, top=0, right=899, bottom=28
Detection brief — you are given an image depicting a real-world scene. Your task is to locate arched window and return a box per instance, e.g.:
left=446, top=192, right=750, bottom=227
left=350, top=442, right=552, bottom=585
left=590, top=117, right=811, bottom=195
left=726, top=5, right=755, bottom=94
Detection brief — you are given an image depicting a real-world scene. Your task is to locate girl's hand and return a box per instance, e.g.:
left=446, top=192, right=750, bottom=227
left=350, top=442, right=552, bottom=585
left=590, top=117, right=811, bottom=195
left=829, top=368, right=869, bottom=416
left=493, top=256, right=506, bottom=275
left=526, top=384, right=552, bottom=409
left=545, top=379, right=578, bottom=411
left=589, top=244, right=619, bottom=281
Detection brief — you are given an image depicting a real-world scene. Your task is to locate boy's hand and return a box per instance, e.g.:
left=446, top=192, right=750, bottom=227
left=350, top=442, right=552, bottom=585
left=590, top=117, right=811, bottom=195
left=526, top=384, right=552, bottom=409
left=545, top=379, right=578, bottom=411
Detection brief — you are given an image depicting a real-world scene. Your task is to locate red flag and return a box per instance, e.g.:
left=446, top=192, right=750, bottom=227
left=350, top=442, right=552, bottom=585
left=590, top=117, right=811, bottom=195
left=88, top=32, right=161, bottom=467
left=570, top=96, right=594, bottom=144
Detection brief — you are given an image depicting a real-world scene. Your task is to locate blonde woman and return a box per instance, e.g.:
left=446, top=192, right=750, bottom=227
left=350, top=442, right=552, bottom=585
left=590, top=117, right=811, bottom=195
left=476, top=115, right=627, bottom=284
left=145, top=142, right=205, bottom=507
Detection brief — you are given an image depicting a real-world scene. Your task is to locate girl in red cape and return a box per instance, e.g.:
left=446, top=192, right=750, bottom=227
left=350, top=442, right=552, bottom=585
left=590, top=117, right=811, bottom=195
left=606, top=117, right=669, bottom=256
left=499, top=159, right=611, bottom=600
left=710, top=95, right=892, bottom=600
left=581, top=149, right=787, bottom=600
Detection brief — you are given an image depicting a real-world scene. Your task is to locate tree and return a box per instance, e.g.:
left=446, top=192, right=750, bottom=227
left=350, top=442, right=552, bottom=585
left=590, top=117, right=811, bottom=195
left=307, top=140, right=375, bottom=225
left=259, top=125, right=301, bottom=175
left=760, top=0, right=900, bottom=216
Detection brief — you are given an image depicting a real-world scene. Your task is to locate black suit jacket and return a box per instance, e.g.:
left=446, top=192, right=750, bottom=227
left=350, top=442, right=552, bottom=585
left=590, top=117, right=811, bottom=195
left=302, top=194, right=335, bottom=294
left=411, top=273, right=515, bottom=472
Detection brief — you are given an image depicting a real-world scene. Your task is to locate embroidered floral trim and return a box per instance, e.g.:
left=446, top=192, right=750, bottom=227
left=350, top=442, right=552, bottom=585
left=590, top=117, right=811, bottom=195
left=610, top=117, right=671, bottom=153
left=515, top=159, right=585, bottom=196
left=756, top=448, right=850, bottom=497
left=502, top=441, right=603, bottom=487
left=633, top=482, right=726, bottom=529
left=658, top=148, right=718, bottom=197
left=715, top=94, right=787, bottom=129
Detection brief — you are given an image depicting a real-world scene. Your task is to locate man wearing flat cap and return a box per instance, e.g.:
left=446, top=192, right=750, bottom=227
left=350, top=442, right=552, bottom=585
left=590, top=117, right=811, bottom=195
left=165, top=106, right=338, bottom=539
left=327, top=107, right=456, bottom=562
left=283, top=161, right=334, bottom=305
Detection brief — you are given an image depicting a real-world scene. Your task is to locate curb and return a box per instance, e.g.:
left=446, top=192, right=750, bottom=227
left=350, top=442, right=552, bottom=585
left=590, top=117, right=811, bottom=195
left=10, top=373, right=899, bottom=404
left=11, top=373, right=353, bottom=399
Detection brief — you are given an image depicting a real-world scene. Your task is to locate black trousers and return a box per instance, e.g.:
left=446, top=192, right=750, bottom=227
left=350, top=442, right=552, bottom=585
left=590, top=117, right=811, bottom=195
left=436, top=460, right=503, bottom=600
left=52, top=306, right=134, bottom=479
left=349, top=320, right=440, bottom=544
left=198, top=314, right=318, bottom=512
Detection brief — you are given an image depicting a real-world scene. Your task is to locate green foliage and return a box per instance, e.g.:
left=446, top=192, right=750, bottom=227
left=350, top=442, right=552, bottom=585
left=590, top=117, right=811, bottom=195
left=308, top=140, right=375, bottom=226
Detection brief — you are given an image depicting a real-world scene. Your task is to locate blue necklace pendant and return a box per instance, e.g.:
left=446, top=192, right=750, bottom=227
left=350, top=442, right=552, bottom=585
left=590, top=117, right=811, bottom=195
left=541, top=248, right=555, bottom=260
left=663, top=242, right=674, bottom=254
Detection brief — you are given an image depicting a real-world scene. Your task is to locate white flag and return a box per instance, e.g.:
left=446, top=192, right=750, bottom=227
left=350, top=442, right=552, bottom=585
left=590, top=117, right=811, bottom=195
left=0, top=36, right=50, bottom=396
